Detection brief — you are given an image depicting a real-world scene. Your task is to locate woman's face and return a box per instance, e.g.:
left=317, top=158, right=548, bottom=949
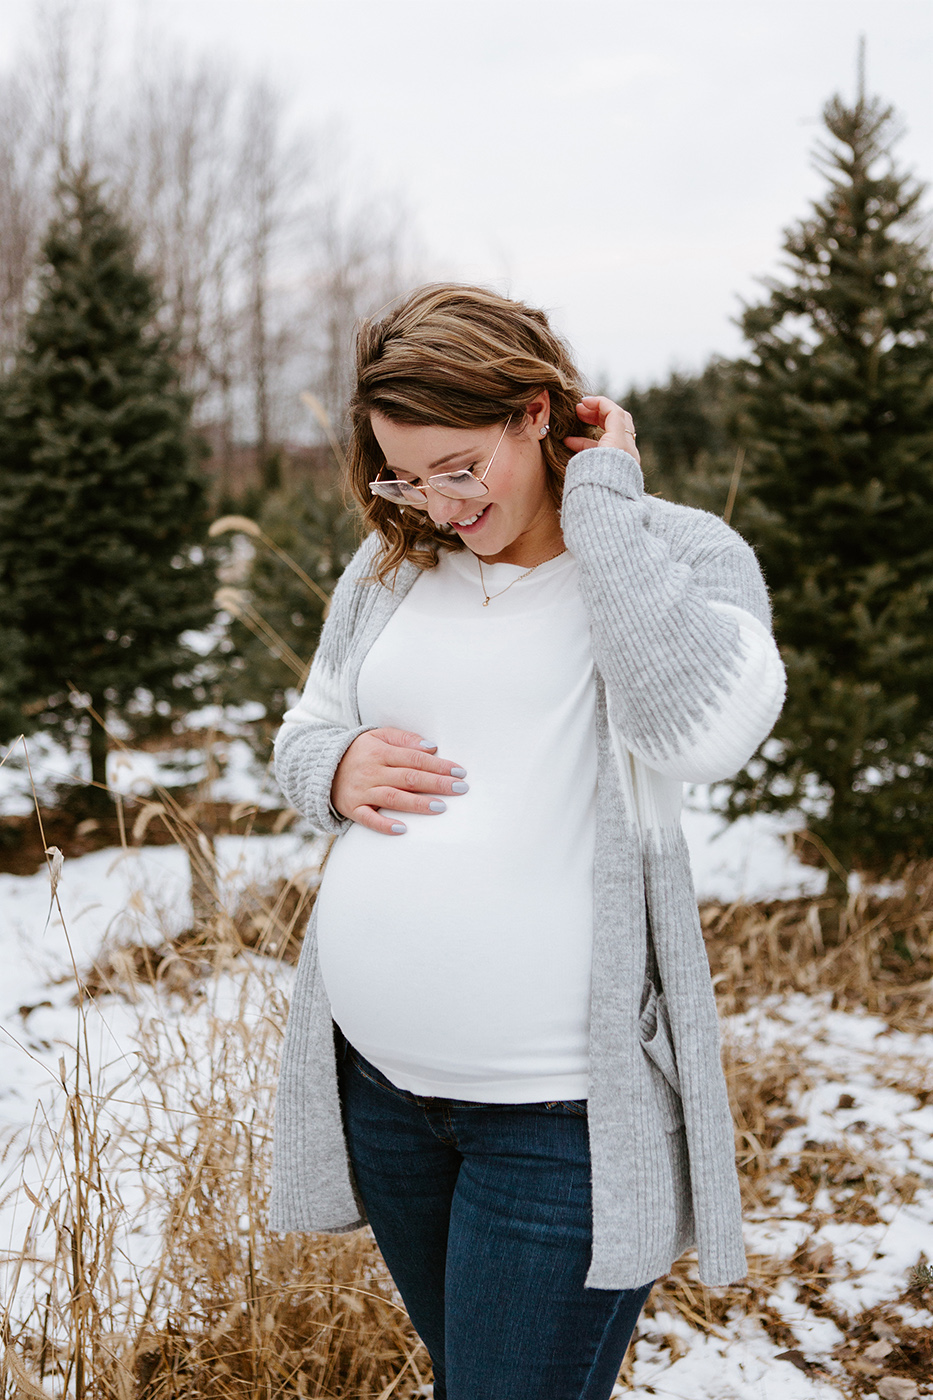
left=369, top=394, right=561, bottom=565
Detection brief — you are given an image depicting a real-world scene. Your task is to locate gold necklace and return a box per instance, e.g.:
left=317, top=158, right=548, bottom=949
left=476, top=549, right=567, bottom=606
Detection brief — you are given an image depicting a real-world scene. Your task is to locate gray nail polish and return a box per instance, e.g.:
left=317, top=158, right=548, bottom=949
left=391, top=823, right=407, bottom=834
left=450, top=766, right=467, bottom=778
left=419, top=740, right=437, bottom=749
left=429, top=800, right=447, bottom=813
left=451, top=781, right=469, bottom=794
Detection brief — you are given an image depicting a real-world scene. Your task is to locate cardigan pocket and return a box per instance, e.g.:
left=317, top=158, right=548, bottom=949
left=638, top=984, right=684, bottom=1131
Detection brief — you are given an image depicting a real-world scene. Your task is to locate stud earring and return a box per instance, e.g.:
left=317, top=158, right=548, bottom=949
left=540, top=425, right=549, bottom=437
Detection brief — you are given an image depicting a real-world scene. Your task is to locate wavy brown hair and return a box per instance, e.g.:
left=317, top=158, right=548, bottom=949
left=347, top=283, right=594, bottom=583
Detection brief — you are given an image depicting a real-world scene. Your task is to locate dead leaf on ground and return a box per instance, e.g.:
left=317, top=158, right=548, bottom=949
left=848, top=1356, right=883, bottom=1377
left=877, top=1378, right=919, bottom=1400
left=806, top=1242, right=835, bottom=1273
left=777, top=1349, right=812, bottom=1373
left=864, top=1339, right=895, bottom=1361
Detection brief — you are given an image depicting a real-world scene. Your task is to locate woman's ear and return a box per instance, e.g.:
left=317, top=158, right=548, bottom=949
left=523, top=389, right=551, bottom=436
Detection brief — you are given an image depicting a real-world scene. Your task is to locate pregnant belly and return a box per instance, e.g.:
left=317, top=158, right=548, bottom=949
left=314, top=812, right=594, bottom=1091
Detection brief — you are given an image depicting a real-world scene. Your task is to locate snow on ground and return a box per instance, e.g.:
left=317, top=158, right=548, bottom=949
left=106, top=736, right=283, bottom=808
left=733, top=996, right=933, bottom=1317
left=682, top=788, right=827, bottom=902
left=0, top=704, right=280, bottom=814
left=2, top=734, right=930, bottom=1397
left=0, top=835, right=320, bottom=1009
left=622, top=1320, right=848, bottom=1400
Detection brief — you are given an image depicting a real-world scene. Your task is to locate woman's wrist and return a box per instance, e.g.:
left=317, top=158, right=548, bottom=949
left=562, top=444, right=644, bottom=502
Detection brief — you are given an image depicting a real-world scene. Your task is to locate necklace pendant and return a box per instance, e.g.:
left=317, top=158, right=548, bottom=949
left=482, top=597, right=490, bottom=606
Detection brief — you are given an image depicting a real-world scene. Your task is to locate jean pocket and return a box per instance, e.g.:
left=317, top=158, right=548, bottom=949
left=542, top=1099, right=588, bottom=1116
left=345, top=1046, right=414, bottom=1102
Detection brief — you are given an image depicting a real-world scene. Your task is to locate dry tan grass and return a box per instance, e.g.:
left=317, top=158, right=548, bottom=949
left=2, top=804, right=932, bottom=1396
left=0, top=772, right=428, bottom=1399
left=675, top=869, right=933, bottom=1396
left=1, top=908, right=429, bottom=1399
left=81, top=873, right=316, bottom=1001
left=702, top=861, right=933, bottom=1033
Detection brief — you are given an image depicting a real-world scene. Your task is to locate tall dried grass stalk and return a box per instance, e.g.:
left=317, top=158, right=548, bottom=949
left=210, top=515, right=332, bottom=610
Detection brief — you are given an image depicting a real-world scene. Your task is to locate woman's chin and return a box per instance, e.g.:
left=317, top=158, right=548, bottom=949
left=459, top=528, right=511, bottom=558
left=466, top=536, right=509, bottom=560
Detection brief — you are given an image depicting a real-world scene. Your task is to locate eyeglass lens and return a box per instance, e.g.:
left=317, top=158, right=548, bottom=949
left=429, top=470, right=487, bottom=498
left=372, top=469, right=488, bottom=502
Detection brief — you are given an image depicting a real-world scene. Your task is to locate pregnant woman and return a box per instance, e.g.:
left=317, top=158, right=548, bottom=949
left=268, top=283, right=786, bottom=1400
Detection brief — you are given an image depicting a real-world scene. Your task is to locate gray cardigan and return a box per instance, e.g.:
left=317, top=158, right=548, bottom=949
left=268, top=447, right=786, bottom=1290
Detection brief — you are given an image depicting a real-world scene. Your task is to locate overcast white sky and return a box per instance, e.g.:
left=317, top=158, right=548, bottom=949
left=2, top=0, right=932, bottom=390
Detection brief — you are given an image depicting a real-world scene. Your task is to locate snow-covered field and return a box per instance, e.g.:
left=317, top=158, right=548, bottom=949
left=1, top=734, right=930, bottom=1398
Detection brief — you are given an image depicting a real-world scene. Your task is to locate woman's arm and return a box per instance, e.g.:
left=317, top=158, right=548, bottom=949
left=561, top=403, right=785, bottom=784
left=274, top=537, right=468, bottom=835
left=274, top=539, right=380, bottom=834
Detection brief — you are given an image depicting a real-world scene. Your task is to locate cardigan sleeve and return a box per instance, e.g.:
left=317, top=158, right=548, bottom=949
left=560, top=446, right=786, bottom=784
left=273, top=537, right=380, bottom=834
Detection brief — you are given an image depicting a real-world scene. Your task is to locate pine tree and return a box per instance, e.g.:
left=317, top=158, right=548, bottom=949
left=623, top=362, right=737, bottom=512
left=0, top=170, right=217, bottom=803
left=726, top=85, right=933, bottom=879
left=0, top=623, right=27, bottom=744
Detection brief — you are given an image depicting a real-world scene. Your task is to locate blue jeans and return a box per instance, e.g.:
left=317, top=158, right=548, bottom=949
left=337, top=1035, right=653, bottom=1400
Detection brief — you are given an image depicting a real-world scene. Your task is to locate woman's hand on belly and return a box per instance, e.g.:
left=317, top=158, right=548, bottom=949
left=331, top=727, right=469, bottom=835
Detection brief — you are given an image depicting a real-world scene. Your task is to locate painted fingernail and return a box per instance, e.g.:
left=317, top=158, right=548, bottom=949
left=391, top=823, right=407, bottom=834
left=429, top=800, right=447, bottom=813
left=450, top=766, right=467, bottom=778
left=451, top=781, right=469, bottom=794
left=419, top=740, right=438, bottom=749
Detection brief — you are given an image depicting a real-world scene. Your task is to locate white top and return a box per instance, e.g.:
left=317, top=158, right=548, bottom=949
left=314, top=546, right=598, bottom=1102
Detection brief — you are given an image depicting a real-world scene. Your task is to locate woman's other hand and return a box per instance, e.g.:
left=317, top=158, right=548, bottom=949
left=332, top=728, right=468, bottom=835
left=564, top=395, right=640, bottom=465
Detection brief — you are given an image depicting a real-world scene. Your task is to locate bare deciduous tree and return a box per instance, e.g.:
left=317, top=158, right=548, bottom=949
left=0, top=0, right=418, bottom=471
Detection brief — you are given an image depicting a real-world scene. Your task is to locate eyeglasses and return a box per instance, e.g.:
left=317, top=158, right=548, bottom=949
left=369, top=416, right=513, bottom=507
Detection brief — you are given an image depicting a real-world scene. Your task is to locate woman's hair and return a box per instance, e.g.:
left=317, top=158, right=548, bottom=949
left=347, top=283, right=593, bottom=582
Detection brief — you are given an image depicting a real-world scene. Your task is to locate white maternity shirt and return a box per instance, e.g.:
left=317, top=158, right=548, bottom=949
left=315, top=546, right=598, bottom=1102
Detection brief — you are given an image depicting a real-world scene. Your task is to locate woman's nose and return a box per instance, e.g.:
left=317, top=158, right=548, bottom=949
left=427, top=491, right=473, bottom=527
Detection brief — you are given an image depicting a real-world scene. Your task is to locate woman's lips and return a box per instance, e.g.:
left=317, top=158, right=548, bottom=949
left=453, top=503, right=490, bottom=534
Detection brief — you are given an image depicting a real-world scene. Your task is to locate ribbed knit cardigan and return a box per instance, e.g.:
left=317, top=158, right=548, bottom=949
left=268, top=446, right=786, bottom=1290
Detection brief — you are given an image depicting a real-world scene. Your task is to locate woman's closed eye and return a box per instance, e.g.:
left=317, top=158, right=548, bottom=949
left=436, top=463, right=480, bottom=484
left=389, top=462, right=480, bottom=487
